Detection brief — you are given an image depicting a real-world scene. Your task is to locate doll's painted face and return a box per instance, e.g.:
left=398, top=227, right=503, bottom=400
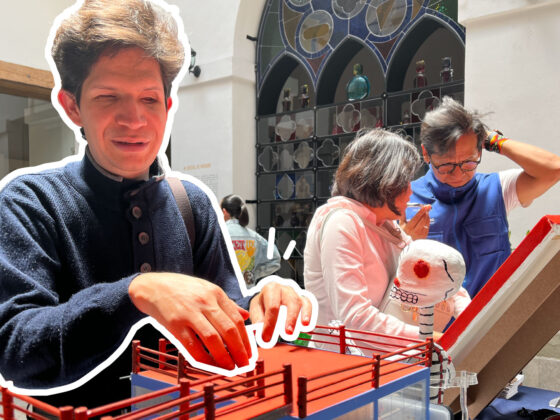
left=392, top=239, right=465, bottom=307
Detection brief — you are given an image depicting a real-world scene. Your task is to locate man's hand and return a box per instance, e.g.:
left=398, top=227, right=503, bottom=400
left=129, top=273, right=251, bottom=371
left=249, top=279, right=314, bottom=343
left=400, top=205, right=431, bottom=240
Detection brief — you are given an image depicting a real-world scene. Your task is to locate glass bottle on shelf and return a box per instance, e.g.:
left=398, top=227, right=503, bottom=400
left=282, top=88, right=292, bottom=112
left=300, top=84, right=310, bottom=109
left=440, top=56, right=454, bottom=83
left=346, top=63, right=370, bottom=101
left=413, top=59, right=428, bottom=88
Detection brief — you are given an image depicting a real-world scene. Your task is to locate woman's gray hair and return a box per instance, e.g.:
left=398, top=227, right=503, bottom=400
left=421, top=96, right=487, bottom=155
left=332, top=129, right=421, bottom=215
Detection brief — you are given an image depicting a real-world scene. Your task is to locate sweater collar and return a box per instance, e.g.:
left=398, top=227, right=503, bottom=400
left=65, top=148, right=164, bottom=210
left=424, top=167, right=479, bottom=204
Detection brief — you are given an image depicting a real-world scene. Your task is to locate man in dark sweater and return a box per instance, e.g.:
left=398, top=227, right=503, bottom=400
left=0, top=0, right=313, bottom=409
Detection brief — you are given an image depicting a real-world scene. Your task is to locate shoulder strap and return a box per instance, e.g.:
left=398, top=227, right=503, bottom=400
left=167, top=177, right=196, bottom=248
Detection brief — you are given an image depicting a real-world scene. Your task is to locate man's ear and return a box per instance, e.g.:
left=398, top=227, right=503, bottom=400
left=57, top=90, right=83, bottom=127
left=421, top=144, right=430, bottom=164
left=166, top=96, right=172, bottom=113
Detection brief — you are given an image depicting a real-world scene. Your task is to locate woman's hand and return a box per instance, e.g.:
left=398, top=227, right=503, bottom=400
left=400, top=205, right=432, bottom=240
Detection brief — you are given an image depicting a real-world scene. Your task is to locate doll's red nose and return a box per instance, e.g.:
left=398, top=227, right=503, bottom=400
left=414, top=260, right=430, bottom=278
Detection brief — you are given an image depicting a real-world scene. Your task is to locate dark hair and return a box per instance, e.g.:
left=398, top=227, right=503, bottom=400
left=221, top=194, right=249, bottom=227
left=51, top=0, right=185, bottom=105
left=332, top=129, right=421, bottom=215
left=421, top=96, right=487, bottom=155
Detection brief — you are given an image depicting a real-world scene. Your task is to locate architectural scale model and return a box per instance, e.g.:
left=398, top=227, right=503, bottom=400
left=1, top=325, right=437, bottom=419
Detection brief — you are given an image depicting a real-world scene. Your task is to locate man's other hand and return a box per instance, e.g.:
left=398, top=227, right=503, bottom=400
left=249, top=278, right=314, bottom=343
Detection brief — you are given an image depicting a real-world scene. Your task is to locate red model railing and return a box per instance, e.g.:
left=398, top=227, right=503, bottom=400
left=1, top=387, right=74, bottom=420
left=93, top=364, right=292, bottom=420
left=1, top=324, right=434, bottom=419
left=295, top=337, right=433, bottom=418
left=300, top=324, right=426, bottom=356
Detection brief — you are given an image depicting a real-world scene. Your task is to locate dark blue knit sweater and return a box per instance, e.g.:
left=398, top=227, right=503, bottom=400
left=0, top=153, right=249, bottom=407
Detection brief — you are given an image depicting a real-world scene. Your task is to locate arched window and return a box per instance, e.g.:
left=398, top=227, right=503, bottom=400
left=256, top=0, right=464, bottom=284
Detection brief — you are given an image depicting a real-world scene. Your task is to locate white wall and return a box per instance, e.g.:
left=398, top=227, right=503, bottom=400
left=459, top=0, right=560, bottom=247
left=0, top=0, right=75, bottom=70
left=168, top=0, right=264, bottom=225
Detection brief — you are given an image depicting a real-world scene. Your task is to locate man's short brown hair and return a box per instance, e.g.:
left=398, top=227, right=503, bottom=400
left=51, top=0, right=185, bottom=105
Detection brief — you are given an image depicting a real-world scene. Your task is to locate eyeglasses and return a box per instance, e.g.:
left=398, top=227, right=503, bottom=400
left=430, top=156, right=482, bottom=174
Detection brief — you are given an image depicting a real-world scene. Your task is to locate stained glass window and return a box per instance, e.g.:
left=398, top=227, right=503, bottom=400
left=255, top=0, right=464, bottom=285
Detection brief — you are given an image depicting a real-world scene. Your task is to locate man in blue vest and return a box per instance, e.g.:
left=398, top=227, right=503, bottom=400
left=404, top=97, right=560, bottom=298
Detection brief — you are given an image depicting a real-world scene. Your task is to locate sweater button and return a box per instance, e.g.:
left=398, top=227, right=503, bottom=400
left=138, top=232, right=150, bottom=245
left=140, top=263, right=152, bottom=273
left=132, top=206, right=143, bottom=219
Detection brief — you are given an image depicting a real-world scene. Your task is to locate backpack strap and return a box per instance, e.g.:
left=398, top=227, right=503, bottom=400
left=167, top=177, right=196, bottom=248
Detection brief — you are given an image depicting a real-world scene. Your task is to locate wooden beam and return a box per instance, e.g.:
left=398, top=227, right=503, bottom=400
left=0, top=60, right=54, bottom=101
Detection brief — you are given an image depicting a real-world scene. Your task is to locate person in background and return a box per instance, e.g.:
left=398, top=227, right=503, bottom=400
left=221, top=194, right=281, bottom=287
left=404, top=96, right=560, bottom=297
left=304, top=129, right=470, bottom=354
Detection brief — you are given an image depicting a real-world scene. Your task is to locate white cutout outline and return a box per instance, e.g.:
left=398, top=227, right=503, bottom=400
left=283, top=240, right=297, bottom=260
left=267, top=227, right=276, bottom=260
left=0, top=0, right=318, bottom=397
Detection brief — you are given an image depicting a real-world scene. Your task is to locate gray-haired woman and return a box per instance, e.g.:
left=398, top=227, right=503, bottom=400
left=304, top=129, right=463, bottom=352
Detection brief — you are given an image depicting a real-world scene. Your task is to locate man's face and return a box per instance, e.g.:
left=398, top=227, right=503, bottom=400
left=423, top=132, right=481, bottom=188
left=59, top=47, right=171, bottom=179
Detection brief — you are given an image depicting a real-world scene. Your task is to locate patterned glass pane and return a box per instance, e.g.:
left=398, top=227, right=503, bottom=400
left=293, top=141, right=314, bottom=169
left=316, top=168, right=336, bottom=198
left=258, top=174, right=277, bottom=201
left=299, top=10, right=333, bottom=55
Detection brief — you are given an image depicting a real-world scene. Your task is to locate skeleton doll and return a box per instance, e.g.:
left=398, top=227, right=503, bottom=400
left=380, top=239, right=467, bottom=402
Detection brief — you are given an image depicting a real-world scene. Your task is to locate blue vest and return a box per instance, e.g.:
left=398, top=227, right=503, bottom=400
left=409, top=168, right=511, bottom=297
